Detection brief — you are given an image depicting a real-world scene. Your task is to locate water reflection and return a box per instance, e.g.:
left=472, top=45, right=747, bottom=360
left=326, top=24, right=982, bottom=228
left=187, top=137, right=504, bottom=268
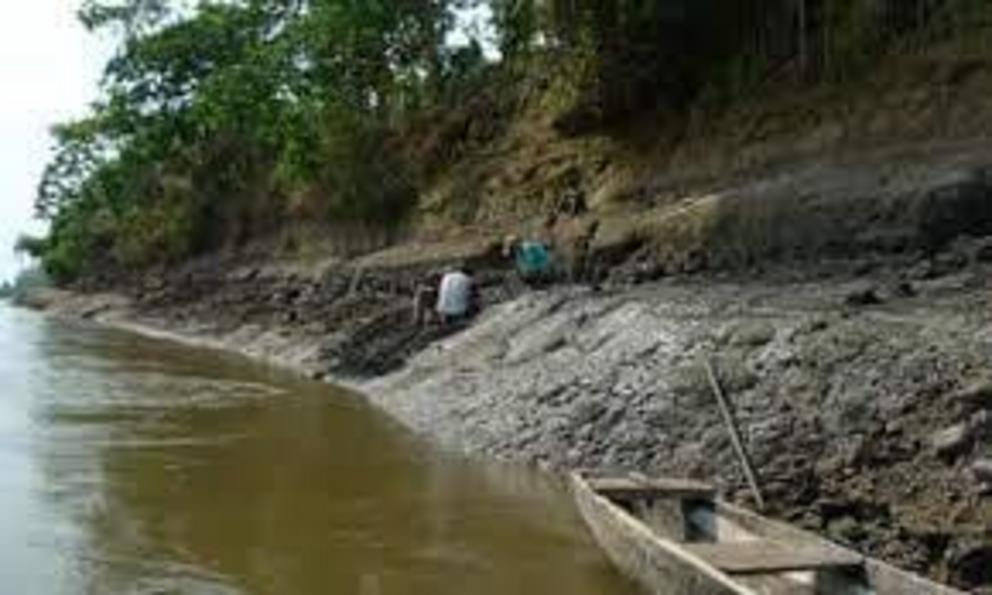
left=0, top=307, right=637, bottom=594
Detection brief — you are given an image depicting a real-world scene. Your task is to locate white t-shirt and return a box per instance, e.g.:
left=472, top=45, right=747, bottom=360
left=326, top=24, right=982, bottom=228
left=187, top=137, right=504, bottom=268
left=436, top=271, right=472, bottom=317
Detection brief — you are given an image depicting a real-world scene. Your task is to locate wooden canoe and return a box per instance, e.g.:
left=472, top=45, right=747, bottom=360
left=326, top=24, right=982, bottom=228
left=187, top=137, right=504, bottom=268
left=570, top=472, right=964, bottom=595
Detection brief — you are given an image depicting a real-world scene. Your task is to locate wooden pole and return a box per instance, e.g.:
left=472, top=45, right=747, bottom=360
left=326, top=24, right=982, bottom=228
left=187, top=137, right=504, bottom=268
left=703, top=356, right=765, bottom=511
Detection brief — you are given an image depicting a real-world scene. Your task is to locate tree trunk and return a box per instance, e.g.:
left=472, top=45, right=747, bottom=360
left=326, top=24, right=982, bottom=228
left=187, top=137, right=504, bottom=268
left=798, top=0, right=808, bottom=78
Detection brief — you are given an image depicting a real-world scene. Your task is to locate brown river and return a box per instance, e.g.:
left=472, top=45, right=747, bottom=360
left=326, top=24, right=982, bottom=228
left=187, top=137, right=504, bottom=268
left=0, top=305, right=638, bottom=594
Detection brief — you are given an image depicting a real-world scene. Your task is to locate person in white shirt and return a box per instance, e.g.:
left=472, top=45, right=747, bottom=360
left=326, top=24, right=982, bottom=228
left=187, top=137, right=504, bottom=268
left=435, top=265, right=474, bottom=325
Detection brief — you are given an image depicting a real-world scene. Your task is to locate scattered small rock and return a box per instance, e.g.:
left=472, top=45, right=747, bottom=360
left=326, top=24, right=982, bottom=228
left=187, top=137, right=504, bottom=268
left=723, top=321, right=776, bottom=347
left=906, top=259, right=939, bottom=281
left=891, top=281, right=917, bottom=298
left=852, top=259, right=877, bottom=276
left=931, top=423, right=972, bottom=459
left=970, top=410, right=992, bottom=439
left=827, top=516, right=868, bottom=544
left=844, top=285, right=883, bottom=307
left=816, top=498, right=857, bottom=522
left=947, top=540, right=992, bottom=589
left=144, top=276, right=167, bottom=291
left=952, top=380, right=992, bottom=411
left=570, top=400, right=606, bottom=426
left=933, top=250, right=969, bottom=275
left=972, top=459, right=992, bottom=483
left=974, top=240, right=992, bottom=263
left=805, top=317, right=830, bottom=333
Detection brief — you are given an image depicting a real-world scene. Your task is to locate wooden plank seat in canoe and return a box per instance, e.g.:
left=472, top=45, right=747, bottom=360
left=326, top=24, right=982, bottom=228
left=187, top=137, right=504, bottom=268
left=570, top=472, right=966, bottom=594
left=586, top=477, right=716, bottom=501
left=683, top=541, right=863, bottom=575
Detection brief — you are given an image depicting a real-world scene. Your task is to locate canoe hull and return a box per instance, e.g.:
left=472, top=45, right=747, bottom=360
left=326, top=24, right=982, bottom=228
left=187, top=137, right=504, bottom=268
left=713, top=501, right=964, bottom=595
left=571, top=473, right=965, bottom=595
left=570, top=473, right=753, bottom=595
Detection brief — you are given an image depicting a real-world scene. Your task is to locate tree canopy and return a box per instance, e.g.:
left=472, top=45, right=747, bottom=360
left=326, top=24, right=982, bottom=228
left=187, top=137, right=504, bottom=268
left=37, top=0, right=494, bottom=281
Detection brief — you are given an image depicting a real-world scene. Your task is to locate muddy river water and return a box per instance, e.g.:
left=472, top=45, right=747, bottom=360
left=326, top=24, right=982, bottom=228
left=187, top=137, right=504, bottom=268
left=0, top=305, right=637, bottom=594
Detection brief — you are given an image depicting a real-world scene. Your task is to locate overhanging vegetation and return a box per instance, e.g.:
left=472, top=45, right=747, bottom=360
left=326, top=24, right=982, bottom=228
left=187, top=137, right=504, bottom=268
left=34, top=0, right=992, bottom=282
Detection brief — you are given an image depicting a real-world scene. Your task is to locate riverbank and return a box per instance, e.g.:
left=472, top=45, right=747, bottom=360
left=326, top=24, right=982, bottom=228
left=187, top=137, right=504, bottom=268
left=25, top=141, right=992, bottom=592
left=22, top=244, right=992, bottom=592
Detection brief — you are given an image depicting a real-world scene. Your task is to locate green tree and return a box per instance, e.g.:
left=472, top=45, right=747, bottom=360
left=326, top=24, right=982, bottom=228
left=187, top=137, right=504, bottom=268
left=37, top=0, right=488, bottom=281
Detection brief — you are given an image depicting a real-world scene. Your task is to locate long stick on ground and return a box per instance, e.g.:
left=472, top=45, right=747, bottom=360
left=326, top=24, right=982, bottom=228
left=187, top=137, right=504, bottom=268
left=703, top=356, right=765, bottom=511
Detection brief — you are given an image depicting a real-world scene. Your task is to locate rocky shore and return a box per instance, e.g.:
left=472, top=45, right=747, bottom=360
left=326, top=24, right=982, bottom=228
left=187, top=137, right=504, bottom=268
left=25, top=246, right=992, bottom=593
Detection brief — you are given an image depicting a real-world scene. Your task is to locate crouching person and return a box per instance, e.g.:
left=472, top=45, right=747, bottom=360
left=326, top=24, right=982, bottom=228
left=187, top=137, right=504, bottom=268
left=503, top=235, right=554, bottom=287
left=435, top=265, right=476, bottom=326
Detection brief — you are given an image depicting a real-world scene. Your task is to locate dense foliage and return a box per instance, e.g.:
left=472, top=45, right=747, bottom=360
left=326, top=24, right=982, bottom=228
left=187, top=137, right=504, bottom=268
left=35, top=0, right=989, bottom=282
left=38, top=0, right=490, bottom=281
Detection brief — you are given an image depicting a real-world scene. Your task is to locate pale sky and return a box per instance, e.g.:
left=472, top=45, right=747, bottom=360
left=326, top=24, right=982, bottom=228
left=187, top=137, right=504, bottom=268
left=0, top=1, right=112, bottom=282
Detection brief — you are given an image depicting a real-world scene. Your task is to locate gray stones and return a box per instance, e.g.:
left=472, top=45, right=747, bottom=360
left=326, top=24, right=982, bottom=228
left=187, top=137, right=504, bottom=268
left=570, top=400, right=606, bottom=426
left=844, top=284, right=882, bottom=307
left=827, top=516, right=868, bottom=545
left=951, top=380, right=992, bottom=411
left=868, top=280, right=917, bottom=302
left=917, top=168, right=992, bottom=253
left=932, top=423, right=972, bottom=459
left=972, top=459, right=992, bottom=484
left=502, top=315, right=574, bottom=365
left=931, top=411, right=992, bottom=463
left=929, top=407, right=992, bottom=461
left=946, top=540, right=992, bottom=589
left=722, top=321, right=777, bottom=348
left=711, top=356, right=759, bottom=393
left=971, top=410, right=992, bottom=438
left=975, top=240, right=992, bottom=262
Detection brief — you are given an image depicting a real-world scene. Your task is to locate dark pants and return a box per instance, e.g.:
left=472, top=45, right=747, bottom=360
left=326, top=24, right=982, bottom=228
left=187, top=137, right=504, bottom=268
left=411, top=286, right=437, bottom=326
